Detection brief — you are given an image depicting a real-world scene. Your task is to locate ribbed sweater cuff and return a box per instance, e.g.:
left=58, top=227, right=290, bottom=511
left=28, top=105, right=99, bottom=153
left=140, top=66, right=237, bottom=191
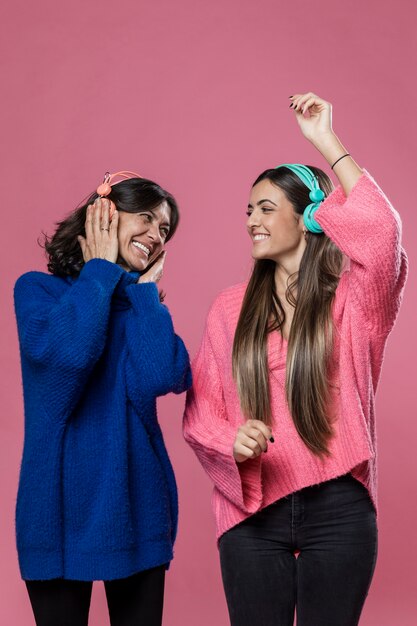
left=79, top=259, right=127, bottom=288
left=125, top=282, right=161, bottom=310
left=236, top=455, right=263, bottom=513
left=314, top=168, right=373, bottom=225
left=187, top=423, right=263, bottom=514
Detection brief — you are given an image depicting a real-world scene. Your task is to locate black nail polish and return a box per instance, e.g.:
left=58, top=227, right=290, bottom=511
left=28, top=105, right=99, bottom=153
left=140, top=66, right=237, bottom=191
left=289, top=103, right=293, bottom=108
left=270, top=437, right=275, bottom=443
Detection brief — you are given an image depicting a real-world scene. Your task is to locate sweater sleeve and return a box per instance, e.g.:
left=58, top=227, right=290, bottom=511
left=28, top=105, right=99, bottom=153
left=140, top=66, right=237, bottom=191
left=314, top=168, right=408, bottom=335
left=183, top=298, right=263, bottom=514
left=14, top=259, right=129, bottom=421
left=123, top=282, right=192, bottom=400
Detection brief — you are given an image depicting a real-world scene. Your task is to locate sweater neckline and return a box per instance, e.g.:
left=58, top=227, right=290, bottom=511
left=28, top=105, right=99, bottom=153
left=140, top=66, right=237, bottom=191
left=265, top=256, right=351, bottom=372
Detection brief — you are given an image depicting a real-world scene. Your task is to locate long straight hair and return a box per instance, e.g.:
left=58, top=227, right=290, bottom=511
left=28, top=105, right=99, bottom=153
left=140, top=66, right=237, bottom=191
left=232, top=166, right=343, bottom=457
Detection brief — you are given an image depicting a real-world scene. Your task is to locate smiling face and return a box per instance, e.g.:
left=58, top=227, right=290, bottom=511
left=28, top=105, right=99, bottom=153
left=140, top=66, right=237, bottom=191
left=116, top=201, right=171, bottom=272
left=247, top=179, right=306, bottom=263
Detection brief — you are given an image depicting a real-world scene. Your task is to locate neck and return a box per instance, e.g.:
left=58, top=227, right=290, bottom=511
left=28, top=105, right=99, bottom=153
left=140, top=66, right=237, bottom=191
left=273, top=240, right=306, bottom=294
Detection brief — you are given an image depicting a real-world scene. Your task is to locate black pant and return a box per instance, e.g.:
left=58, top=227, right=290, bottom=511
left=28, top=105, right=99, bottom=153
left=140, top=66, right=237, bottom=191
left=219, top=473, right=378, bottom=626
left=25, top=565, right=166, bottom=626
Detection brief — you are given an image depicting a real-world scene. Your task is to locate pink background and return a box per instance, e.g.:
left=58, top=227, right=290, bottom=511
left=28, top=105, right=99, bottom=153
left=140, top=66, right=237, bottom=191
left=1, top=0, right=416, bottom=623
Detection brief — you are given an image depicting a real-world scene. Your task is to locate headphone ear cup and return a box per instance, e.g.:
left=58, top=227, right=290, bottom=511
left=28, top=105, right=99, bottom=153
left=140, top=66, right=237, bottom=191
left=97, top=182, right=112, bottom=196
left=309, top=188, right=325, bottom=202
left=303, top=203, right=324, bottom=234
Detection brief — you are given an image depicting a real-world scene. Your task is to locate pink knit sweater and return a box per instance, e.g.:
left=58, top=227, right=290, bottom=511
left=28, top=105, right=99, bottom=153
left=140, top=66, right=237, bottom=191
left=183, top=169, right=408, bottom=541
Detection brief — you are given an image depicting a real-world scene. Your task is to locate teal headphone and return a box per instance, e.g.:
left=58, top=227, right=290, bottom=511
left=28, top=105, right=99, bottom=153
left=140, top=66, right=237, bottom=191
left=274, top=163, right=324, bottom=233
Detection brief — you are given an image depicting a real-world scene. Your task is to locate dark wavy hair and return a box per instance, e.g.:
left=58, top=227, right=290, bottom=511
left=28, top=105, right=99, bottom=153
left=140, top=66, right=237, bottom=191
left=41, top=177, right=180, bottom=277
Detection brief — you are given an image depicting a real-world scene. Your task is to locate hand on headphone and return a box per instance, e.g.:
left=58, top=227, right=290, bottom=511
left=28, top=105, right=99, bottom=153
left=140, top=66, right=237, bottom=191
left=78, top=197, right=119, bottom=264
left=289, top=92, right=334, bottom=144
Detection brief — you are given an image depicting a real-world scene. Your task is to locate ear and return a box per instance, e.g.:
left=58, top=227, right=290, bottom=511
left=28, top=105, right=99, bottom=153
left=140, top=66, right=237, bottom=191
left=298, top=212, right=308, bottom=239
left=295, top=212, right=304, bottom=230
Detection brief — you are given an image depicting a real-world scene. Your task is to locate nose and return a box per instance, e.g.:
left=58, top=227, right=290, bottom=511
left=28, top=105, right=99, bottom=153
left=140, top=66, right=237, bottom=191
left=246, top=209, right=260, bottom=230
left=147, top=222, right=162, bottom=245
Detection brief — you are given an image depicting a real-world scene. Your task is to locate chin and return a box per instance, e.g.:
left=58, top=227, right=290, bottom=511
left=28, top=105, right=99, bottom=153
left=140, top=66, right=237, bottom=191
left=119, top=255, right=147, bottom=273
left=252, top=252, right=272, bottom=261
left=132, top=260, right=148, bottom=272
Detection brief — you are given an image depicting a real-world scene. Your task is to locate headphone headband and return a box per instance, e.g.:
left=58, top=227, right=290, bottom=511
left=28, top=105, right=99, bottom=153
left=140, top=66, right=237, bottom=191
left=276, top=163, right=316, bottom=189
left=97, top=170, right=143, bottom=197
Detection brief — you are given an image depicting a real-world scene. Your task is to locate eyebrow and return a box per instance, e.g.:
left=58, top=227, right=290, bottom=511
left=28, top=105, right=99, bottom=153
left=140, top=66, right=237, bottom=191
left=247, top=199, right=278, bottom=209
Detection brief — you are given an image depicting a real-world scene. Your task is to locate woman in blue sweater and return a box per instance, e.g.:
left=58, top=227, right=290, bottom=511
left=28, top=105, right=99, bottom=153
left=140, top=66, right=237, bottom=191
left=14, top=171, right=192, bottom=626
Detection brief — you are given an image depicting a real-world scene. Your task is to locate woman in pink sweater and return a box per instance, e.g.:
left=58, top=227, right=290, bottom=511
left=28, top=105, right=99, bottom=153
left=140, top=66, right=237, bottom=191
left=183, top=92, right=408, bottom=625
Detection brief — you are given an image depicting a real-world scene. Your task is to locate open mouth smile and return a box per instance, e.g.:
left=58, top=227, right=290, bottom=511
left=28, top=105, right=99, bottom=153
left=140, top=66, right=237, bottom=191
left=131, top=241, right=151, bottom=257
left=252, top=234, right=270, bottom=242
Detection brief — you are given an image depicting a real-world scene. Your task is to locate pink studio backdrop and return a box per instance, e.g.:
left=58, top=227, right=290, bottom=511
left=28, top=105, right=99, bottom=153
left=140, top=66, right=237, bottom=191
left=1, top=0, right=416, bottom=624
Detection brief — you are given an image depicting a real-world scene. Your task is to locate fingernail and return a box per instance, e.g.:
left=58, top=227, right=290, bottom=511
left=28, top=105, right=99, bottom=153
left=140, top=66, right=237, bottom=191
left=289, top=103, right=293, bottom=108
left=269, top=437, right=275, bottom=443
left=289, top=95, right=293, bottom=98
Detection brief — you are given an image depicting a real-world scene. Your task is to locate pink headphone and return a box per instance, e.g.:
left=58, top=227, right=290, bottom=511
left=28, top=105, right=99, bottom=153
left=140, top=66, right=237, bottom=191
left=96, top=171, right=143, bottom=218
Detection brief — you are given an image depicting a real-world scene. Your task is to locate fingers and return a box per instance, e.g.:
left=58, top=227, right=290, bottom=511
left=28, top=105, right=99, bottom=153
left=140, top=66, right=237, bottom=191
left=77, top=235, right=87, bottom=261
left=235, top=419, right=274, bottom=461
left=109, top=200, right=116, bottom=220
left=91, top=198, right=102, bottom=240
left=300, top=97, right=318, bottom=114
left=87, top=198, right=115, bottom=236
left=239, top=433, right=264, bottom=456
left=154, top=250, right=167, bottom=271
left=101, top=199, right=110, bottom=231
left=290, top=92, right=328, bottom=114
left=93, top=197, right=111, bottom=238
left=85, top=204, right=94, bottom=241
left=151, top=252, right=166, bottom=283
left=139, top=250, right=167, bottom=284
left=247, top=419, right=273, bottom=442
left=289, top=94, right=304, bottom=110
left=109, top=205, right=119, bottom=236
left=234, top=441, right=259, bottom=461
left=82, top=198, right=119, bottom=264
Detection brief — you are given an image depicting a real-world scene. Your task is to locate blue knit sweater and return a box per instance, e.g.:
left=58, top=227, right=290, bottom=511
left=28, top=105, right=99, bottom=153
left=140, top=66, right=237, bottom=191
left=14, top=259, right=192, bottom=581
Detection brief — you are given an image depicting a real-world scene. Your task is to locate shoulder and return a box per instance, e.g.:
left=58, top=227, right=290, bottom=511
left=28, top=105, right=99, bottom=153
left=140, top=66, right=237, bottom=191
left=14, top=270, right=69, bottom=301
left=203, top=282, right=248, bottom=345
left=207, top=281, right=248, bottom=319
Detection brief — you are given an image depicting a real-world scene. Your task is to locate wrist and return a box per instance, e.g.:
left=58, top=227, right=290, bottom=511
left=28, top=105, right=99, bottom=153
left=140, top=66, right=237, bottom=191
left=311, top=131, right=339, bottom=151
left=312, top=133, right=348, bottom=167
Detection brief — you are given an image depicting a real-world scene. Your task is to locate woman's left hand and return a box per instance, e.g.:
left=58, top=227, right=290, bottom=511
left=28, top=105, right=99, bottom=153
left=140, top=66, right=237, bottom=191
left=290, top=92, right=334, bottom=145
left=138, top=250, right=166, bottom=284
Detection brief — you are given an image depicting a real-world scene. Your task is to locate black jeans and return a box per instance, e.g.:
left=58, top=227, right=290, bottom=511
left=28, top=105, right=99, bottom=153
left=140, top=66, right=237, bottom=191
left=219, top=473, right=378, bottom=626
left=25, top=565, right=166, bottom=626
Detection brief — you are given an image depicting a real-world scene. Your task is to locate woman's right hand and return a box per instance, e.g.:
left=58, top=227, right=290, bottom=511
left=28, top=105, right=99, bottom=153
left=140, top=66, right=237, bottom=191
left=77, top=197, right=119, bottom=264
left=233, top=419, right=273, bottom=463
